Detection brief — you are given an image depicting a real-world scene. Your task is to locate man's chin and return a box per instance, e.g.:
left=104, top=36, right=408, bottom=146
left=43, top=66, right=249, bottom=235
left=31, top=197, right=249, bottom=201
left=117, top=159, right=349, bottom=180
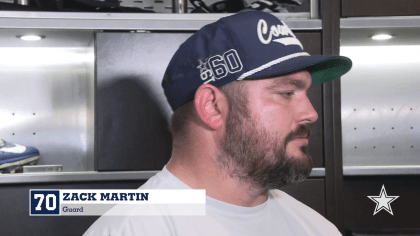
left=285, top=151, right=309, bottom=161
left=258, top=154, right=313, bottom=190
left=285, top=145, right=310, bottom=159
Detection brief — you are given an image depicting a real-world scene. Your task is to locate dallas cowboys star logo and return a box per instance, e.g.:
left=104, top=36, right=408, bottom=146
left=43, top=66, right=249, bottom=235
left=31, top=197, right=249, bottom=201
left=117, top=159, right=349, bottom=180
left=367, top=185, right=399, bottom=216
left=196, top=59, right=208, bottom=71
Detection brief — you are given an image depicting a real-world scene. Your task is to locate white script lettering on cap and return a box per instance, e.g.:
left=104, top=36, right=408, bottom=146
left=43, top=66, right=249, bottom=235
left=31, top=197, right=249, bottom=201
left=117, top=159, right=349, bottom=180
left=257, top=19, right=303, bottom=49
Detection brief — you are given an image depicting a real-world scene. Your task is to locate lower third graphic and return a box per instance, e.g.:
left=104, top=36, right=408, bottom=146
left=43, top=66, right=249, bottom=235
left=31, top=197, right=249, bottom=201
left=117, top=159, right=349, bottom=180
left=30, top=189, right=206, bottom=216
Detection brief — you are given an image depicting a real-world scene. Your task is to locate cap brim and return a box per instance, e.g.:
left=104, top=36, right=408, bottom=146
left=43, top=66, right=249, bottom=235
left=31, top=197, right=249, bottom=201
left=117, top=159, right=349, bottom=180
left=245, top=55, right=352, bottom=85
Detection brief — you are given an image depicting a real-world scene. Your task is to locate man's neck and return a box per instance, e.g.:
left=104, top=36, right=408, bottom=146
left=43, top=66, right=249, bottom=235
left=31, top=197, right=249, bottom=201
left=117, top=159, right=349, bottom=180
left=166, top=146, right=269, bottom=207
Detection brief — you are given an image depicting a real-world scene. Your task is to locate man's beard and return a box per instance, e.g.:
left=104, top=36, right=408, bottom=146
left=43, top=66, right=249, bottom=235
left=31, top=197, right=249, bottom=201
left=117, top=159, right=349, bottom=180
left=217, top=103, right=313, bottom=190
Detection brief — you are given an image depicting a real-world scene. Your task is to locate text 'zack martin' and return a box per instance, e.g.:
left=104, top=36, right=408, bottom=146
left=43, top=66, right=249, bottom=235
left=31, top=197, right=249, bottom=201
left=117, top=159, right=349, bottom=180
left=63, top=192, right=149, bottom=201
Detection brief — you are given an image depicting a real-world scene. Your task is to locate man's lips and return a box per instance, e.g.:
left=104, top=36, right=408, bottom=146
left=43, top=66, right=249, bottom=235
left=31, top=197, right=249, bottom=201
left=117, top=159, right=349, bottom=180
left=290, top=136, right=309, bottom=144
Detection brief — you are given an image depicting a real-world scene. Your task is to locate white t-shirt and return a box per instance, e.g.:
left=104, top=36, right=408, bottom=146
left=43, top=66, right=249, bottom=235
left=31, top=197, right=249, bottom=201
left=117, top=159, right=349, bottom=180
left=84, top=166, right=341, bottom=236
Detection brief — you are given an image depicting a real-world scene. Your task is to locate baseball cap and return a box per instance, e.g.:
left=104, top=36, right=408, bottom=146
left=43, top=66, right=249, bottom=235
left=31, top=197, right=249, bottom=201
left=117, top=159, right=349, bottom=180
left=162, top=10, right=352, bottom=111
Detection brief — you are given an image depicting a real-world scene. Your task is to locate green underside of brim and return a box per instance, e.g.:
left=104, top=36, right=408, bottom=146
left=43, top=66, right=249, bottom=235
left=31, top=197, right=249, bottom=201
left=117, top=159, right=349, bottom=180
left=308, top=58, right=352, bottom=85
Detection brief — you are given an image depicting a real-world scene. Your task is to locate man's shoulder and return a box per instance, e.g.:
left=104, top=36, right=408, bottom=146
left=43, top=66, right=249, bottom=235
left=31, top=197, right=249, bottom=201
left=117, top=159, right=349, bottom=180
left=84, top=170, right=202, bottom=236
left=83, top=213, right=175, bottom=236
left=139, top=168, right=185, bottom=190
left=83, top=173, right=168, bottom=236
left=83, top=206, right=230, bottom=236
left=138, top=172, right=168, bottom=189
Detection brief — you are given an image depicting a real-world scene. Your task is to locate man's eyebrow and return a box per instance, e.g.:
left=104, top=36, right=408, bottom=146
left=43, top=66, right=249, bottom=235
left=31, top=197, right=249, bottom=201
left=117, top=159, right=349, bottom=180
left=266, top=77, right=311, bottom=90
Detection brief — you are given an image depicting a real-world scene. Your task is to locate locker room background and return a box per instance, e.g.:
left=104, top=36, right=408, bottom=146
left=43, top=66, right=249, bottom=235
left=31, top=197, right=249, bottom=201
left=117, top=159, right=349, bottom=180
left=1, top=0, right=420, bottom=235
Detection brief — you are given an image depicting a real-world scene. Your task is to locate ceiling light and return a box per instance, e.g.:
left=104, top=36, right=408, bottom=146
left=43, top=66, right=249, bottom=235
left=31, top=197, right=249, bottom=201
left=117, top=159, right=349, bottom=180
left=16, top=35, right=45, bottom=41
left=371, top=34, right=393, bottom=40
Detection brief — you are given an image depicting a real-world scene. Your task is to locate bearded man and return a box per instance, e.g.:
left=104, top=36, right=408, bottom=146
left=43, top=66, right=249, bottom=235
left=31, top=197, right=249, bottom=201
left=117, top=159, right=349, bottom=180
left=85, top=10, right=352, bottom=236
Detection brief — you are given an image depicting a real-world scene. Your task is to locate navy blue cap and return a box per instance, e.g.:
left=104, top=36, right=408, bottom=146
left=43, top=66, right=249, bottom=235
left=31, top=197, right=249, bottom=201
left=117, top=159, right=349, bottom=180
left=162, top=11, right=352, bottom=111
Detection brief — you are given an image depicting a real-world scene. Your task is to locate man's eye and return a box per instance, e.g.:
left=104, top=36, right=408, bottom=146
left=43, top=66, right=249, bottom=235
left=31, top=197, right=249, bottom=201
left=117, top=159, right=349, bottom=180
left=279, top=92, right=294, bottom=98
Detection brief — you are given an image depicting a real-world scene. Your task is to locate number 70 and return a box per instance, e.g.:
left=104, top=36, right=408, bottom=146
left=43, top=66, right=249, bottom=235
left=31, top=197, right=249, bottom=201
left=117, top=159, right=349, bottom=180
left=34, top=194, right=57, bottom=211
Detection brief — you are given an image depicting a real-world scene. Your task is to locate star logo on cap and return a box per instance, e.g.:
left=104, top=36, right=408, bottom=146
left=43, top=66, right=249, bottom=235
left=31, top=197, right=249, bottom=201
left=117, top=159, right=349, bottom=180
left=367, top=185, right=399, bottom=216
left=196, top=59, right=208, bottom=71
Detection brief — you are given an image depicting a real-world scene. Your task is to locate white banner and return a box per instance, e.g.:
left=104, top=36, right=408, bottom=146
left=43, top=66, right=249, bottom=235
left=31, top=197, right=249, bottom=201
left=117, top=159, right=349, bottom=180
left=30, top=189, right=206, bottom=216
left=60, top=189, right=206, bottom=204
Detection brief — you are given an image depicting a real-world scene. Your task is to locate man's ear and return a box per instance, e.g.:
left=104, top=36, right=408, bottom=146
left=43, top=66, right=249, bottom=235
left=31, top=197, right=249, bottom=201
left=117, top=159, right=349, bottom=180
left=194, top=84, right=228, bottom=130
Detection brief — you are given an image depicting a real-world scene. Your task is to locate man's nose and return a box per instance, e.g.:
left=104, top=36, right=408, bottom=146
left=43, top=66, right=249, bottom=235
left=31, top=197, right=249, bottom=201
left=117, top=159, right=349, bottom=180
left=297, top=95, right=318, bottom=124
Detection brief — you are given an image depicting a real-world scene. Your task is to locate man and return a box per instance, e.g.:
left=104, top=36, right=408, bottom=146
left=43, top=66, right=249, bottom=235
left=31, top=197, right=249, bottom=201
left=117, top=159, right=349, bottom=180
left=85, top=10, right=352, bottom=236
